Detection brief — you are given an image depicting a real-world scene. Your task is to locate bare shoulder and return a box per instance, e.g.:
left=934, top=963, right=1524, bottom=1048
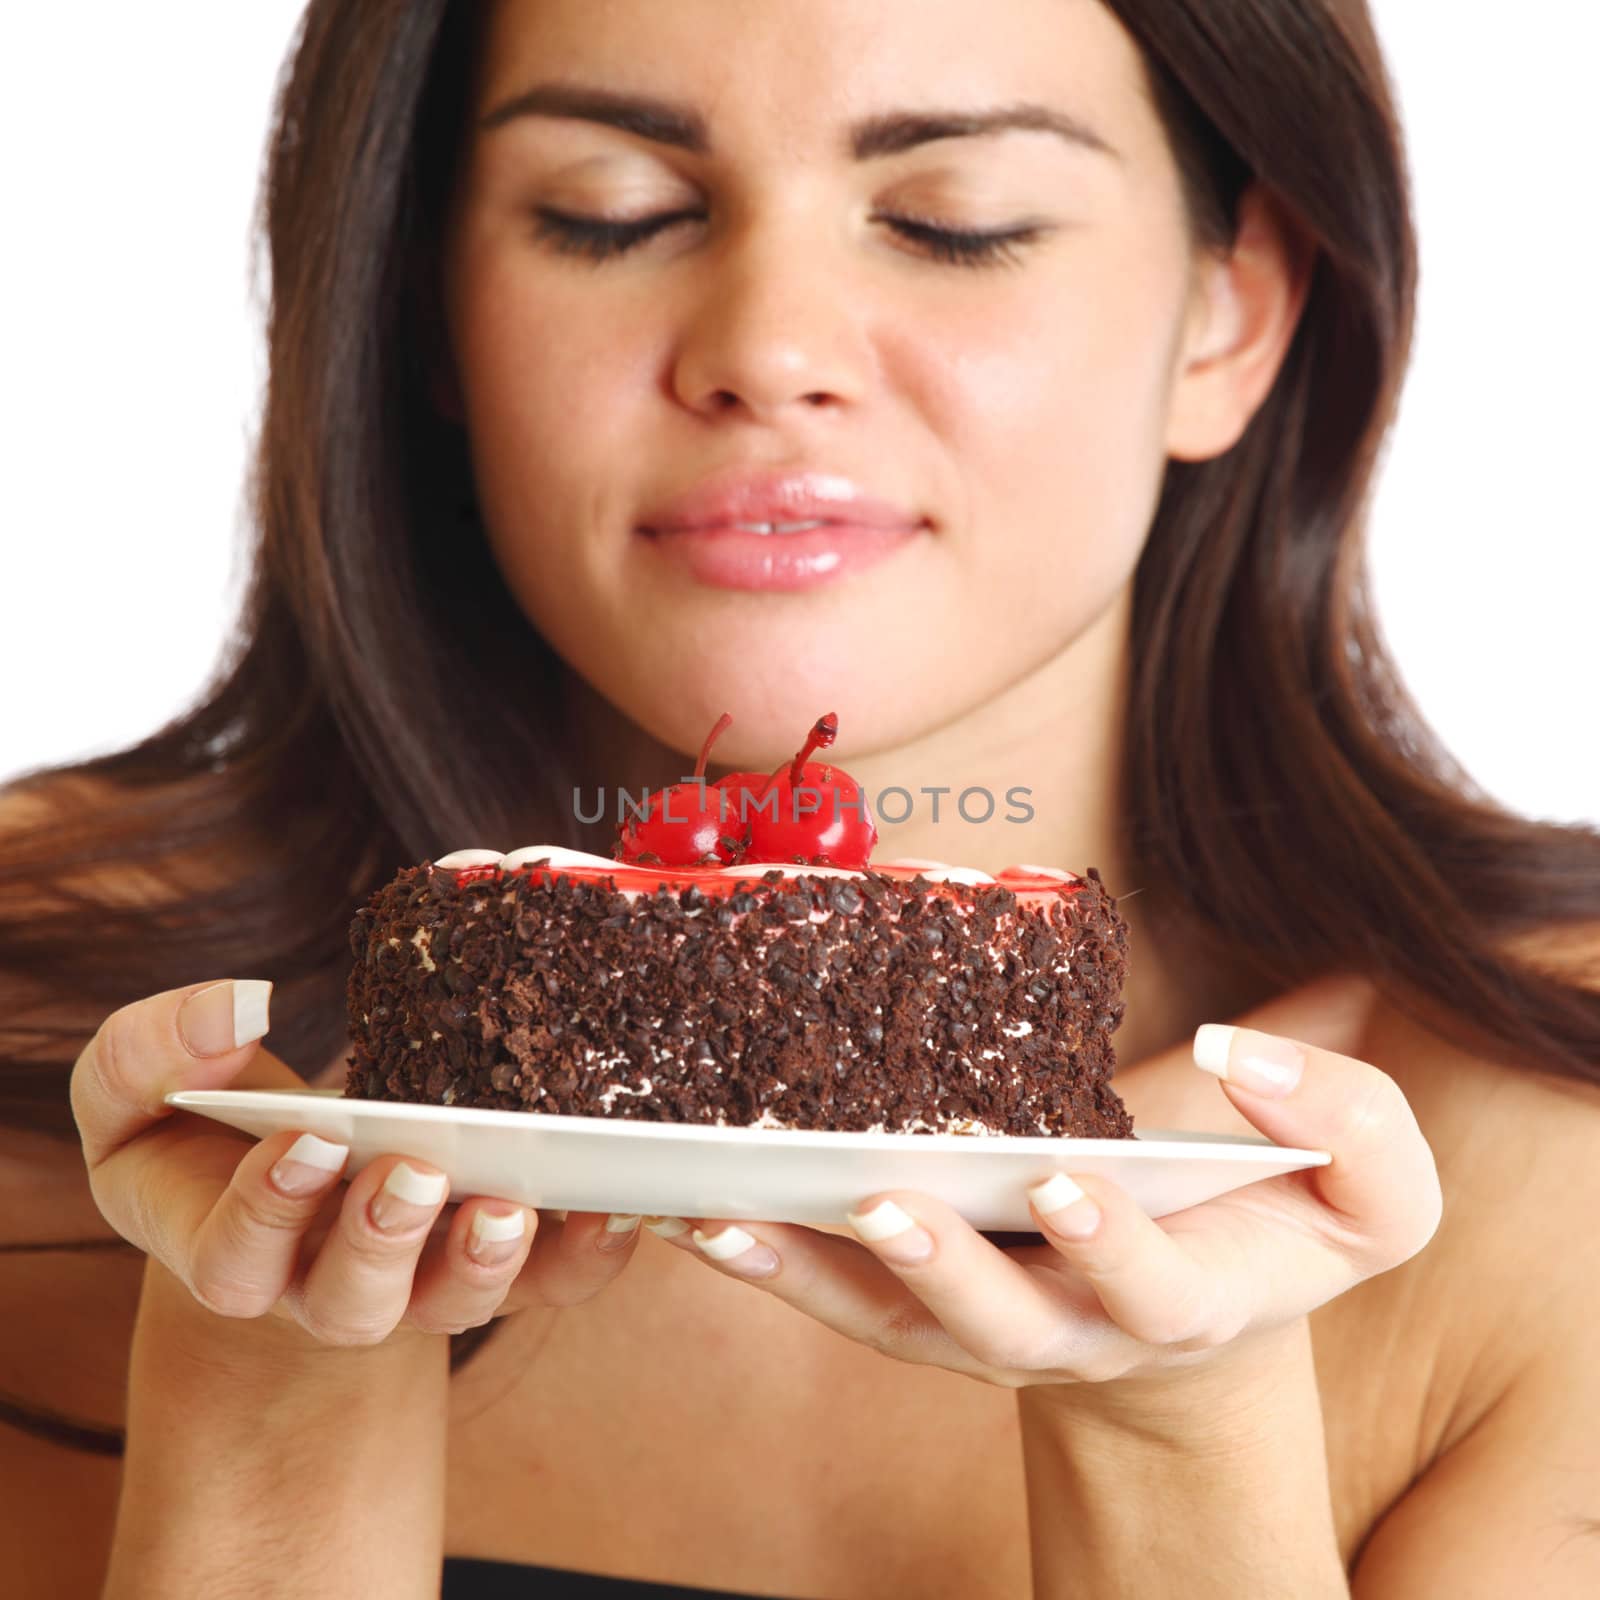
left=0, top=1242, right=129, bottom=1598
left=1369, top=919, right=1600, bottom=1185
left=0, top=1419, right=123, bottom=1600
left=1345, top=949, right=1600, bottom=1591
left=1356, top=965, right=1600, bottom=1371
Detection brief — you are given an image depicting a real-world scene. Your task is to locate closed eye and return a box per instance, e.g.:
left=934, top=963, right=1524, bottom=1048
left=531, top=206, right=1049, bottom=269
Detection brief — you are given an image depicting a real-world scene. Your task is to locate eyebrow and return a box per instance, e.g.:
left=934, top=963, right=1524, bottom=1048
left=479, top=82, right=1119, bottom=162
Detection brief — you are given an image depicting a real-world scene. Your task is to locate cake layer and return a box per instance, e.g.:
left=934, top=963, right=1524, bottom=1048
left=345, top=851, right=1133, bottom=1138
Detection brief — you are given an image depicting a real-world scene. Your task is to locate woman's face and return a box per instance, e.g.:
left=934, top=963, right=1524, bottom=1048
left=442, top=0, right=1216, bottom=766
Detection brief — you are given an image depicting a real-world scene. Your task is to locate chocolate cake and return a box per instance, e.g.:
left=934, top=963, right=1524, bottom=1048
left=344, top=847, right=1135, bottom=1139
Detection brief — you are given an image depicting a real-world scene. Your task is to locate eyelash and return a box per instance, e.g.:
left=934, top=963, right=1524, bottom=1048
left=531, top=206, right=1043, bottom=269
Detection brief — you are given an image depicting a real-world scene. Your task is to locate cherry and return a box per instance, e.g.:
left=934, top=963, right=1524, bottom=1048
left=743, top=712, right=878, bottom=869
left=614, top=713, right=747, bottom=866
left=708, top=713, right=837, bottom=845
left=710, top=720, right=828, bottom=840
left=711, top=768, right=774, bottom=834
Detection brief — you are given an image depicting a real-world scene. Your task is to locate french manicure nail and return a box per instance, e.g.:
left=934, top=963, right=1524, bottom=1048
left=468, top=1208, right=526, bottom=1264
left=693, top=1224, right=756, bottom=1260
left=846, top=1200, right=934, bottom=1263
left=177, top=979, right=274, bottom=1058
left=597, top=1214, right=642, bottom=1252
left=1027, top=1173, right=1100, bottom=1239
left=847, top=1199, right=915, bottom=1241
left=270, top=1133, right=349, bottom=1197
left=645, top=1216, right=690, bottom=1238
left=692, top=1226, right=779, bottom=1277
left=1193, top=1024, right=1304, bottom=1096
left=370, top=1162, right=448, bottom=1231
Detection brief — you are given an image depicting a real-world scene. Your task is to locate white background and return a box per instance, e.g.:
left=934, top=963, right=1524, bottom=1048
left=3, top=3, right=1595, bottom=824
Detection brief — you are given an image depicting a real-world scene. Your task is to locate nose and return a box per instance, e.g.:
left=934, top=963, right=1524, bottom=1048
left=668, top=215, right=871, bottom=424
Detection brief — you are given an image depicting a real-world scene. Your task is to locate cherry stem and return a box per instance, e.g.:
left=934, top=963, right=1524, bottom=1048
left=754, top=711, right=839, bottom=802
left=694, top=712, right=734, bottom=779
left=787, top=712, right=838, bottom=788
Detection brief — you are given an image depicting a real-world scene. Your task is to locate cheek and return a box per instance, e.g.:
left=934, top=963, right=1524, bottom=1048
left=449, top=248, right=657, bottom=570
left=898, top=241, right=1185, bottom=602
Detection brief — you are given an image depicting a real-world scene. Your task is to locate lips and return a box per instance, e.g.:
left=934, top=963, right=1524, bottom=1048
left=638, top=468, right=927, bottom=538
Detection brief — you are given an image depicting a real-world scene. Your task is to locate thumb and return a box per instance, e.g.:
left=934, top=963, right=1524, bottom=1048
left=70, top=978, right=297, bottom=1170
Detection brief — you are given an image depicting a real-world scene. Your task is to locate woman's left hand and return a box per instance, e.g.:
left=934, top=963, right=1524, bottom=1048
left=651, top=991, right=1443, bottom=1392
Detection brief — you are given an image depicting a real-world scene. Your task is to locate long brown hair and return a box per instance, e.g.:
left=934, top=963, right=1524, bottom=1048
left=3, top=0, right=1597, bottom=1454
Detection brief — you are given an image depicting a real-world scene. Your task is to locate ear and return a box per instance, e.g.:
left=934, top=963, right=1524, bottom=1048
left=1164, top=183, right=1313, bottom=462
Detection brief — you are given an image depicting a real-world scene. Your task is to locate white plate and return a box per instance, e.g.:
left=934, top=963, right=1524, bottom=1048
left=166, top=1088, right=1330, bottom=1231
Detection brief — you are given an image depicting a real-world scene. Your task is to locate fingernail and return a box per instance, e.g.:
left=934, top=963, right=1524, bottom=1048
left=1027, top=1173, right=1101, bottom=1239
left=645, top=1216, right=689, bottom=1238
left=269, top=1133, right=348, bottom=1197
left=177, top=979, right=274, bottom=1057
left=1194, top=1024, right=1304, bottom=1096
left=692, top=1226, right=779, bottom=1277
left=468, top=1208, right=526, bottom=1265
left=597, top=1214, right=641, bottom=1252
left=370, top=1162, right=449, bottom=1231
left=846, top=1200, right=934, bottom=1264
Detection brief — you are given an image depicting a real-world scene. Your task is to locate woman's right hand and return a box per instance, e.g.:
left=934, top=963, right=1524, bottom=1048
left=69, top=978, right=638, bottom=1349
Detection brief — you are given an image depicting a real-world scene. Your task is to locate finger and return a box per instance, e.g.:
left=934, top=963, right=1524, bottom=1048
left=181, top=1128, right=352, bottom=1318
left=835, top=1191, right=1160, bottom=1378
left=405, top=1199, right=539, bottom=1335
left=70, top=979, right=282, bottom=1171
left=501, top=1211, right=644, bottom=1311
left=679, top=1194, right=1240, bottom=1378
left=665, top=1212, right=1017, bottom=1378
left=285, top=1156, right=452, bottom=1345
left=1192, top=1023, right=1443, bottom=1264
left=1024, top=1173, right=1245, bottom=1354
left=69, top=981, right=312, bottom=1267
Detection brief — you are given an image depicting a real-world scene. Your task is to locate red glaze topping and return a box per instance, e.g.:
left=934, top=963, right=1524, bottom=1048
left=438, top=856, right=1083, bottom=902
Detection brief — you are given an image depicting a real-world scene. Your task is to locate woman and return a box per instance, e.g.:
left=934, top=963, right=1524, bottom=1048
left=3, top=0, right=1598, bottom=1594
